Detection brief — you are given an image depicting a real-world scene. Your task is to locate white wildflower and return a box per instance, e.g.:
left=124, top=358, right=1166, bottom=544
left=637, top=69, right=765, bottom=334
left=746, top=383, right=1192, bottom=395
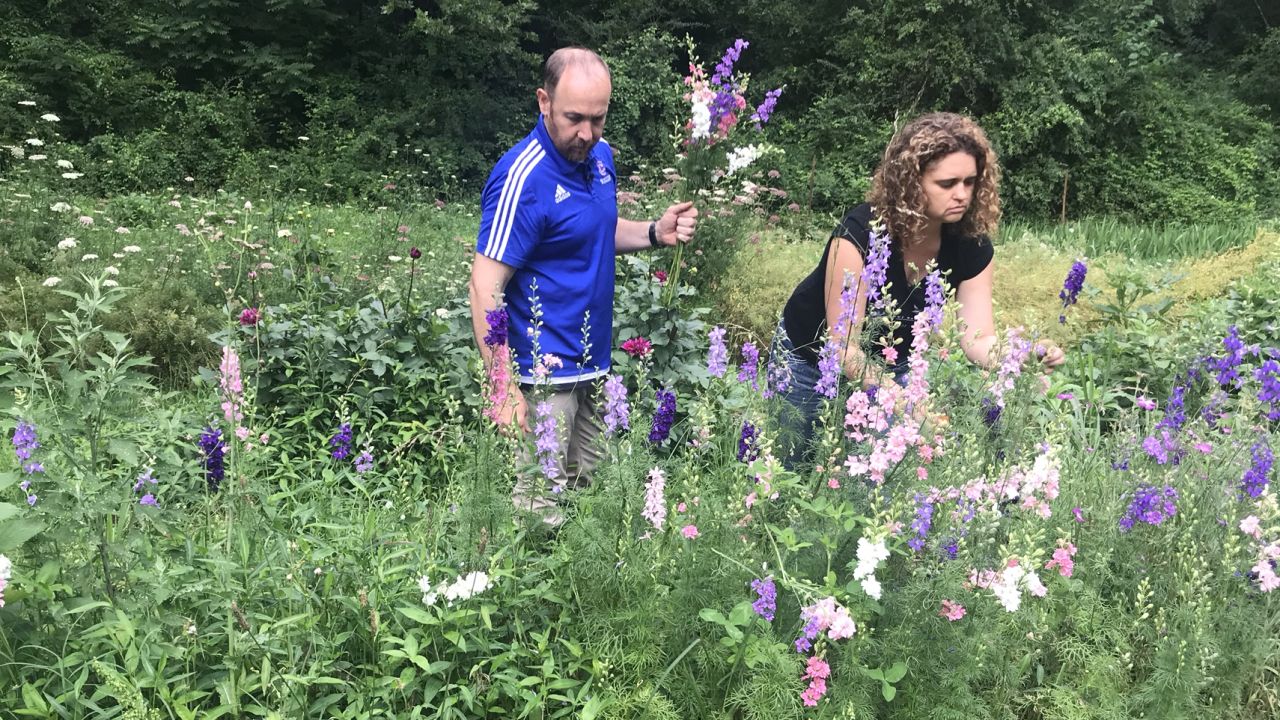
left=434, top=308, right=449, bottom=319
left=18, top=100, right=36, bottom=106
left=726, top=145, right=764, bottom=176
left=78, top=215, right=94, bottom=226
left=62, top=173, right=83, bottom=180
left=29, top=154, right=47, bottom=161
left=8, top=146, right=23, bottom=159
left=81, top=253, right=99, bottom=262
left=388, top=255, right=402, bottom=262
left=852, top=536, right=890, bottom=600
left=25, top=138, right=44, bottom=146
left=102, top=279, right=119, bottom=288
left=183, top=176, right=194, bottom=182
left=690, top=99, right=711, bottom=141
left=104, top=266, right=119, bottom=276
left=40, top=113, right=60, bottom=122
left=56, top=159, right=73, bottom=169
left=49, top=201, right=71, bottom=213
left=121, top=245, right=141, bottom=253
left=42, top=277, right=61, bottom=287
left=115, top=226, right=130, bottom=234
left=277, top=228, right=292, bottom=238
left=298, top=135, right=310, bottom=141
left=57, top=238, right=77, bottom=250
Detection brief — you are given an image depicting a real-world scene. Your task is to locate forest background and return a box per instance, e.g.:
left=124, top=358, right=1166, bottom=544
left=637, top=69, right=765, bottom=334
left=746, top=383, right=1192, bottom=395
left=2, top=0, right=1277, bottom=224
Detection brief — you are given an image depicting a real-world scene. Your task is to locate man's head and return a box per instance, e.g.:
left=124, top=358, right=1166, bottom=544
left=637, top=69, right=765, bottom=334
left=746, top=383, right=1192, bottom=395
left=537, top=48, right=611, bottom=164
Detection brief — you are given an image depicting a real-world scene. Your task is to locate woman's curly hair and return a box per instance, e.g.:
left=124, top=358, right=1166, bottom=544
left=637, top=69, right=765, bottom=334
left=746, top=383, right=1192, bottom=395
left=866, top=112, right=1001, bottom=247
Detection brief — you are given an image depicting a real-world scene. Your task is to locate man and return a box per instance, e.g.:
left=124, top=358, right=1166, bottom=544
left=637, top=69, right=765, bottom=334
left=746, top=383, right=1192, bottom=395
left=468, top=47, right=698, bottom=524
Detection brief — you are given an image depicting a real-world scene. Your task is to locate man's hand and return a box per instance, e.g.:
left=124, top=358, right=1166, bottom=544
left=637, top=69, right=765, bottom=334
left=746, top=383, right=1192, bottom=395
left=656, top=201, right=699, bottom=246
left=492, top=383, right=530, bottom=435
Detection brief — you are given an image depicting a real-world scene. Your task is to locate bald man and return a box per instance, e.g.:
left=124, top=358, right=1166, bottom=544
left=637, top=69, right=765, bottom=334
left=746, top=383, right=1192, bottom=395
left=469, top=47, right=698, bottom=526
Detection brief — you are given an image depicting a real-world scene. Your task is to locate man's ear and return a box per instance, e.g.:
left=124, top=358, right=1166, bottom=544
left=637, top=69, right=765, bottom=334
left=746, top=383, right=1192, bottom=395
left=536, top=87, right=550, bottom=116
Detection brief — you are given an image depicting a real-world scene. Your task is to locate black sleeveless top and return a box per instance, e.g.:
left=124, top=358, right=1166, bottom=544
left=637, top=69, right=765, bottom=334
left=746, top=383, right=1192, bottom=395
left=781, top=203, right=993, bottom=366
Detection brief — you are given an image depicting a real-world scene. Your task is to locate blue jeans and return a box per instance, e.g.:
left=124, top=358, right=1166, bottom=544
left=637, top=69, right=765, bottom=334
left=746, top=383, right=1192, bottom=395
left=771, top=318, right=907, bottom=468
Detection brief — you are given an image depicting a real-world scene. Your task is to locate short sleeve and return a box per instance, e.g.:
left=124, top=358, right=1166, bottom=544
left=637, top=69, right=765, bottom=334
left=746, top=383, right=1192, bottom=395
left=830, top=204, right=875, bottom=259
left=476, top=164, right=544, bottom=270
left=949, top=235, right=994, bottom=283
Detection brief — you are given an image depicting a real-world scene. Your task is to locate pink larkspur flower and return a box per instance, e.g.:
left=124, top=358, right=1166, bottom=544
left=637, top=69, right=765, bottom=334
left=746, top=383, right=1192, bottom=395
left=939, top=599, right=966, bottom=621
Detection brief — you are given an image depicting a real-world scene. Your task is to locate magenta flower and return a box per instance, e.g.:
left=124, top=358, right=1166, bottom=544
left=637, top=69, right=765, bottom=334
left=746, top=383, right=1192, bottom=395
left=621, top=336, right=653, bottom=358
left=238, top=307, right=260, bottom=326
left=680, top=524, right=699, bottom=539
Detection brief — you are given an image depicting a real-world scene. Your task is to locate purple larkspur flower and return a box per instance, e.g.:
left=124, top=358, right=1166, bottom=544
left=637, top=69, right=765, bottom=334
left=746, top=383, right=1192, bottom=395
left=1058, top=259, right=1087, bottom=323
left=329, top=423, right=353, bottom=461
left=763, top=356, right=791, bottom=399
left=533, top=401, right=561, bottom=481
left=198, top=427, right=225, bottom=493
left=815, top=341, right=840, bottom=399
left=602, top=374, right=630, bottom=435
left=1141, top=429, right=1181, bottom=466
left=738, top=422, right=759, bottom=463
left=649, top=389, right=677, bottom=444
left=1156, top=383, right=1188, bottom=432
left=12, top=421, right=39, bottom=462
left=981, top=397, right=1002, bottom=427
left=355, top=449, right=374, bottom=474
left=940, top=538, right=959, bottom=560
left=707, top=326, right=729, bottom=378
left=1241, top=441, right=1273, bottom=499
left=1119, top=484, right=1178, bottom=532
left=484, top=308, right=509, bottom=347
left=862, top=227, right=892, bottom=310
left=920, top=270, right=945, bottom=333
left=907, top=493, right=934, bottom=552
left=738, top=342, right=760, bottom=389
left=1255, top=357, right=1280, bottom=421
left=794, top=616, right=822, bottom=654
left=1211, top=325, right=1247, bottom=387
left=750, top=577, right=777, bottom=621
left=751, top=87, right=783, bottom=129
left=139, top=493, right=158, bottom=507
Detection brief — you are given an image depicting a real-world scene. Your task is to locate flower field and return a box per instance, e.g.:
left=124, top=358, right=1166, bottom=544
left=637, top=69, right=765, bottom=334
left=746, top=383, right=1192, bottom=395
left=4, top=69, right=1280, bottom=720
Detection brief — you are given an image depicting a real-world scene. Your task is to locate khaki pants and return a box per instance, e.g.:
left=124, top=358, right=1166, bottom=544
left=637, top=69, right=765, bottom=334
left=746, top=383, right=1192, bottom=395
left=511, top=380, right=605, bottom=524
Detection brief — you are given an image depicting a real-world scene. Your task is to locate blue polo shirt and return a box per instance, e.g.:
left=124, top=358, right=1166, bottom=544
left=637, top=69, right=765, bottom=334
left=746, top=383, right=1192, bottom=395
left=476, top=115, right=619, bottom=384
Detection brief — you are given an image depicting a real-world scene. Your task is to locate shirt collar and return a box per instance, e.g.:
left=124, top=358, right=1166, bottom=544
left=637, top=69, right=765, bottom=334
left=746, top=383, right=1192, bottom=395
left=533, top=114, right=587, bottom=174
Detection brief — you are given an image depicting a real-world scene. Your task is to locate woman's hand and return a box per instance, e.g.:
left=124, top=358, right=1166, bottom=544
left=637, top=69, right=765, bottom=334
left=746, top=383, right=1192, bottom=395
left=1034, top=339, right=1066, bottom=372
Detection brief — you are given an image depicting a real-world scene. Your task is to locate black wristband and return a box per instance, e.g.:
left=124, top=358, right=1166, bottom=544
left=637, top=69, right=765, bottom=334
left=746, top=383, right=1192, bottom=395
left=648, top=221, right=660, bottom=248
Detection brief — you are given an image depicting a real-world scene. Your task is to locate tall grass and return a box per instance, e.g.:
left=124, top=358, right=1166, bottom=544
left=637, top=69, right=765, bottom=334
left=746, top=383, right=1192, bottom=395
left=1001, top=216, right=1258, bottom=259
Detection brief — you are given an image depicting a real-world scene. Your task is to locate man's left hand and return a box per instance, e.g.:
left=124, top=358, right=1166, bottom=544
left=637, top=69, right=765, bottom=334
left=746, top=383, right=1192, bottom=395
left=656, top=201, right=699, bottom=246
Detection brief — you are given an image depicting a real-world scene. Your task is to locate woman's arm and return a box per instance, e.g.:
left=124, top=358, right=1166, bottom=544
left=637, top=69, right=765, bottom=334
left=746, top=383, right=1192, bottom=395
left=954, top=262, right=999, bottom=369
left=822, top=237, right=895, bottom=386
left=955, top=262, right=1067, bottom=371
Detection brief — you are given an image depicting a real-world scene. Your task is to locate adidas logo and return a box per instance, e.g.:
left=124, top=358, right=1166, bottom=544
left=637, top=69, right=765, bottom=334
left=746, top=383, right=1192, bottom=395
left=554, top=184, right=571, bottom=204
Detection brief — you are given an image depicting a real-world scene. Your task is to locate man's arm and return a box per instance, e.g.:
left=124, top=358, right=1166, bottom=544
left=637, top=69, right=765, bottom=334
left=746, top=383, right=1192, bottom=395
left=615, top=201, right=699, bottom=254
left=468, top=253, right=528, bottom=432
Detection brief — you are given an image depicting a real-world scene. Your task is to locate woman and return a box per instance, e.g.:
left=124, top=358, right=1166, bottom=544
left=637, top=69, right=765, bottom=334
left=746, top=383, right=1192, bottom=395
left=774, top=112, right=1064, bottom=459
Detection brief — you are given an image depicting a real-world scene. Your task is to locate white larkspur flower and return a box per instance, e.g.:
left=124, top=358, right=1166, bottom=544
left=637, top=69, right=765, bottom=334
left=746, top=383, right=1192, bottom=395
left=726, top=144, right=764, bottom=176
left=40, top=113, right=60, bottom=122
left=57, top=238, right=77, bottom=250
left=49, top=201, right=71, bottom=213
left=56, top=159, right=73, bottom=169
left=418, top=575, right=440, bottom=606
left=690, top=99, right=712, bottom=140
left=42, top=276, right=61, bottom=287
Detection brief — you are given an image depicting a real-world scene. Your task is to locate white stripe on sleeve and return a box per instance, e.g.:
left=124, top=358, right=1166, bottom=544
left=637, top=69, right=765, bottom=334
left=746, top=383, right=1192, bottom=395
left=483, top=141, right=545, bottom=260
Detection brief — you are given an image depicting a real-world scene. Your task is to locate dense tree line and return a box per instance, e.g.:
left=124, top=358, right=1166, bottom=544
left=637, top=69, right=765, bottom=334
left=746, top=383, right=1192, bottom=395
left=2, top=0, right=1276, bottom=221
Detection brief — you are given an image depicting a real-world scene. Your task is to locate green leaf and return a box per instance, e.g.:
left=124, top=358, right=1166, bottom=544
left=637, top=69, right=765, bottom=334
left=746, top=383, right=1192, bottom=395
left=107, top=438, right=141, bottom=466
left=0, top=502, right=20, bottom=522
left=396, top=605, right=436, bottom=625
left=698, top=608, right=727, bottom=625
left=0, top=518, right=44, bottom=552
left=882, top=682, right=896, bottom=703
left=0, top=472, right=18, bottom=492
left=883, top=661, right=907, bottom=684
left=859, top=666, right=884, bottom=681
